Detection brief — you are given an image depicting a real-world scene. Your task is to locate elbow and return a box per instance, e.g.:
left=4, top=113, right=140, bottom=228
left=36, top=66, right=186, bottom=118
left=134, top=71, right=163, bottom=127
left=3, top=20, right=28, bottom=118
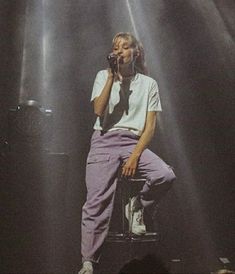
left=94, top=108, right=103, bottom=117
left=93, top=99, right=105, bottom=116
left=93, top=101, right=103, bottom=116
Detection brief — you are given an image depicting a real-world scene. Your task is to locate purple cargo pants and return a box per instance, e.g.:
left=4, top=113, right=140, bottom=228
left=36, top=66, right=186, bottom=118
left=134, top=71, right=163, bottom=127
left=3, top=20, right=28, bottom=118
left=81, top=130, right=176, bottom=263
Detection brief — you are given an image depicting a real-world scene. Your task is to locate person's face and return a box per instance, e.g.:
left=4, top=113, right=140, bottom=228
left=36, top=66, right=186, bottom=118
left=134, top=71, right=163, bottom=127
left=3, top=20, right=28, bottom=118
left=112, top=37, right=135, bottom=65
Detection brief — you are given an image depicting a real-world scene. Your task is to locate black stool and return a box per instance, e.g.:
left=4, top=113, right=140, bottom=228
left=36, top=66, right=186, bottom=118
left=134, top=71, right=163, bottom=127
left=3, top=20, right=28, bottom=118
left=107, top=176, right=159, bottom=243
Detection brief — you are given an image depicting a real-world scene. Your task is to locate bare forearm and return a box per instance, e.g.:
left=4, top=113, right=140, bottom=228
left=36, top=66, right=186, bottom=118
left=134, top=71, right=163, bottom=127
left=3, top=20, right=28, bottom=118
left=132, top=126, right=155, bottom=158
left=121, top=125, right=155, bottom=177
left=94, top=75, right=113, bottom=116
left=131, top=111, right=157, bottom=158
left=121, top=111, right=157, bottom=177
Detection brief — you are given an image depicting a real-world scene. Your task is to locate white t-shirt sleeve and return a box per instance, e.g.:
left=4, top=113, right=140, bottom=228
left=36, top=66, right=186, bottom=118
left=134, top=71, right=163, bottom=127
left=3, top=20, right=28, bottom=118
left=90, top=70, right=107, bottom=102
left=148, top=80, right=162, bottom=112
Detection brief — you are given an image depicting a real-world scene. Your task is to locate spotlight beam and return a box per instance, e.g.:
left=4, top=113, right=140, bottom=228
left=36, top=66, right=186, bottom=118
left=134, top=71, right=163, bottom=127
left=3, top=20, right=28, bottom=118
left=124, top=0, right=217, bottom=263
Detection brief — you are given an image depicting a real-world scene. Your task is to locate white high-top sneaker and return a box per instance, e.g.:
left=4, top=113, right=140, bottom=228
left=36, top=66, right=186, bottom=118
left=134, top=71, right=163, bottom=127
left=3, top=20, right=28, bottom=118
left=125, top=196, right=146, bottom=235
left=78, top=261, right=93, bottom=274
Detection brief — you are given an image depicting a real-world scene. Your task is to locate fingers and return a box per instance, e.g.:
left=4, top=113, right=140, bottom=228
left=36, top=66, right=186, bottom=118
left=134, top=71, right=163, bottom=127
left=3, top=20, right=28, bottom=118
left=121, top=164, right=136, bottom=178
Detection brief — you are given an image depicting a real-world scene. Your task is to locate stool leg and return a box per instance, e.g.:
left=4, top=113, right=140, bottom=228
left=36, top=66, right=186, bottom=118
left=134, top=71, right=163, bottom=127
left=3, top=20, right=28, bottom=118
left=128, top=197, right=132, bottom=237
left=121, top=186, right=126, bottom=236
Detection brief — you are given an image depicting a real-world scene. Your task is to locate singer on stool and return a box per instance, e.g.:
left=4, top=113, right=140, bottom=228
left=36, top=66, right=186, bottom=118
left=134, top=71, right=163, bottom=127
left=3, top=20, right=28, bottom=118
left=78, top=32, right=176, bottom=274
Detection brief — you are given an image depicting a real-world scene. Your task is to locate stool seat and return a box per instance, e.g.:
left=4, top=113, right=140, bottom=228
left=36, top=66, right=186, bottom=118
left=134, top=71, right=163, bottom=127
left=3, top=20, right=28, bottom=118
left=107, top=176, right=159, bottom=243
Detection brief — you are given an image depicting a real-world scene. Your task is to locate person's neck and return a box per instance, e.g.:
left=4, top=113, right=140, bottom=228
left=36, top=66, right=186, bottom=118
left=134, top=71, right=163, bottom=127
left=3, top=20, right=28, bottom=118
left=118, top=64, right=136, bottom=82
left=119, top=63, right=135, bottom=77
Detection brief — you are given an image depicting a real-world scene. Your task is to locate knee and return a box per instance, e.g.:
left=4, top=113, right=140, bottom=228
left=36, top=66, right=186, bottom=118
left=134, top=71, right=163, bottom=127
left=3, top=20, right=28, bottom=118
left=151, top=167, right=176, bottom=186
left=164, top=167, right=176, bottom=184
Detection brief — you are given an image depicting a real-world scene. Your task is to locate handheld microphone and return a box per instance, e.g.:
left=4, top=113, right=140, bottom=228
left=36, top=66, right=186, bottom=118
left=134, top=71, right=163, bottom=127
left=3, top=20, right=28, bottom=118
left=107, top=53, right=117, bottom=61
left=107, top=53, right=118, bottom=73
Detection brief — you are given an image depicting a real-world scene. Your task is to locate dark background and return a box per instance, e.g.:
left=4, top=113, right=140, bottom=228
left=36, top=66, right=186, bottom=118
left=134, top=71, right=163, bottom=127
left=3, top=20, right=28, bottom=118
left=0, top=1, right=234, bottom=273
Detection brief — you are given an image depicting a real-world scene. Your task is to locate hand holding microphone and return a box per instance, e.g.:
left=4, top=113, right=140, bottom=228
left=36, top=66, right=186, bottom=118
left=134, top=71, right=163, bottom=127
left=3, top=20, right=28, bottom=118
left=107, top=53, right=118, bottom=74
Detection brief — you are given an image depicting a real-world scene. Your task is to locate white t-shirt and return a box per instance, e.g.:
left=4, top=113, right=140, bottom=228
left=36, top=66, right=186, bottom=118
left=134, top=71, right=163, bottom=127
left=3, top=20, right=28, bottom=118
left=91, top=70, right=162, bottom=136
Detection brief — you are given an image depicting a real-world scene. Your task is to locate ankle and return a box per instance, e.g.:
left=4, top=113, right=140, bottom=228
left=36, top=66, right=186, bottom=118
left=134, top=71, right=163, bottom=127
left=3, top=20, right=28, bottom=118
left=83, top=261, right=93, bottom=269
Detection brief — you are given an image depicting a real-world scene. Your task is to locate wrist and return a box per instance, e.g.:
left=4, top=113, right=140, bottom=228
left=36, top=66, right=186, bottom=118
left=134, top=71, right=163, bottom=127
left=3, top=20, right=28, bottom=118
left=107, top=69, right=114, bottom=80
left=131, top=151, right=141, bottom=159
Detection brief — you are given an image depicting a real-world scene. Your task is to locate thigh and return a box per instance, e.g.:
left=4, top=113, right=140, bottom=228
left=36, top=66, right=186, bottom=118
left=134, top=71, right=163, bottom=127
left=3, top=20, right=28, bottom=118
left=85, top=152, right=120, bottom=200
left=137, top=149, right=173, bottom=179
left=121, top=147, right=172, bottom=179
